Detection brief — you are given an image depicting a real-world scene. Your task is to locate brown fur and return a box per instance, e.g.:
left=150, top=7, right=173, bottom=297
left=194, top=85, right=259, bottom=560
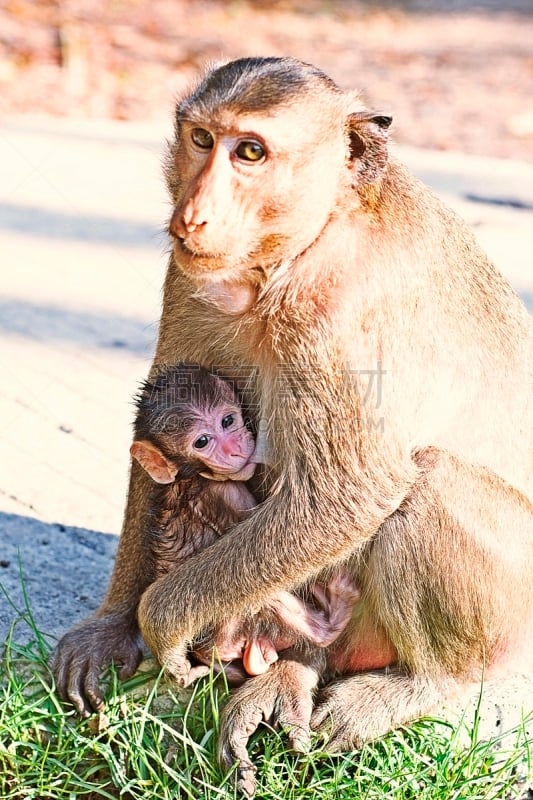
left=130, top=363, right=358, bottom=683
left=52, top=57, right=533, bottom=793
left=133, top=367, right=257, bottom=571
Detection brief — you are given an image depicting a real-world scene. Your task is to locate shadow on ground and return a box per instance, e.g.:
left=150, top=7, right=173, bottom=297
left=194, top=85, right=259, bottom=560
left=0, top=202, right=162, bottom=248
left=0, top=512, right=117, bottom=644
left=0, top=298, right=156, bottom=354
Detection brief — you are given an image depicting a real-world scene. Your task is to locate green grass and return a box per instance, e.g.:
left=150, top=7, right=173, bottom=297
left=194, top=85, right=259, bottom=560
left=1, top=590, right=532, bottom=800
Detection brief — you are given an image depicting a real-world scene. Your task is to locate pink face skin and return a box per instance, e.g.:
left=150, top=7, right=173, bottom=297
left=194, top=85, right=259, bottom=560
left=130, top=402, right=258, bottom=486
left=191, top=404, right=257, bottom=481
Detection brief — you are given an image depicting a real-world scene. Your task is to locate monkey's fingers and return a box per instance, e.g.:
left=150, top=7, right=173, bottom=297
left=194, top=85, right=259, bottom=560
left=69, top=644, right=143, bottom=717
left=311, top=674, right=393, bottom=752
left=237, top=761, right=258, bottom=798
left=51, top=622, right=143, bottom=717
left=311, top=704, right=367, bottom=754
left=80, top=662, right=107, bottom=716
left=181, top=664, right=211, bottom=686
left=161, top=645, right=196, bottom=688
left=220, top=710, right=259, bottom=797
left=284, top=718, right=312, bottom=754
left=116, top=647, right=144, bottom=681
left=51, top=654, right=92, bottom=717
left=51, top=641, right=103, bottom=717
left=218, top=696, right=263, bottom=797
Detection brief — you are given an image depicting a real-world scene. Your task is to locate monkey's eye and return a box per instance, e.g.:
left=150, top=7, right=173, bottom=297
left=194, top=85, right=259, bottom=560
left=191, top=128, right=214, bottom=150
left=235, top=140, right=265, bottom=162
left=221, top=414, right=235, bottom=430
left=193, top=434, right=210, bottom=449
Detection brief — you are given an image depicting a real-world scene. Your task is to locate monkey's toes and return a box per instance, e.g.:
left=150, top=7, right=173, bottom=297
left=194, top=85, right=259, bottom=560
left=287, top=722, right=311, bottom=754
left=236, top=762, right=258, bottom=798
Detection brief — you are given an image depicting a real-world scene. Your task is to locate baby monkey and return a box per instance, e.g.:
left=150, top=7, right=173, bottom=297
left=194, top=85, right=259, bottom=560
left=131, top=364, right=359, bottom=684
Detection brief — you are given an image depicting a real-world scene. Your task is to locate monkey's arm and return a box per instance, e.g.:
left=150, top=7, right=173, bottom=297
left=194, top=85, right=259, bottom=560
left=137, top=437, right=415, bottom=684
left=51, top=463, right=154, bottom=715
left=137, top=349, right=418, bottom=677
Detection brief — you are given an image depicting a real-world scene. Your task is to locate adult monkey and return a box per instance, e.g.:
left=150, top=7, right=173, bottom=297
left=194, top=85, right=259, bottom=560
left=52, top=57, right=533, bottom=788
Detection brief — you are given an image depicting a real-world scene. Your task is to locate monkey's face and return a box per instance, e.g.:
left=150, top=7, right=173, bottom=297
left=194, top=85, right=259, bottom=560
left=185, top=404, right=257, bottom=482
left=167, top=100, right=348, bottom=288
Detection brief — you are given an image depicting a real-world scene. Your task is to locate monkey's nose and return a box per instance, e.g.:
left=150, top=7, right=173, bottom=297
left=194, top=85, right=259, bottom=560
left=168, top=208, right=188, bottom=238
left=169, top=207, right=207, bottom=239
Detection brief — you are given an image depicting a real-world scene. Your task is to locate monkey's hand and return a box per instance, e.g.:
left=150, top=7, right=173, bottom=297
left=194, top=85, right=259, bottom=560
left=218, top=655, right=320, bottom=797
left=162, top=643, right=211, bottom=688
left=51, top=615, right=142, bottom=717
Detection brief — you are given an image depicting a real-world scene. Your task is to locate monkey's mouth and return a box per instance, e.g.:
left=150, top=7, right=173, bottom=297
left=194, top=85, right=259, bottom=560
left=202, top=459, right=256, bottom=483
left=227, top=460, right=257, bottom=481
left=177, top=238, right=205, bottom=257
left=222, top=456, right=257, bottom=482
left=175, top=237, right=234, bottom=268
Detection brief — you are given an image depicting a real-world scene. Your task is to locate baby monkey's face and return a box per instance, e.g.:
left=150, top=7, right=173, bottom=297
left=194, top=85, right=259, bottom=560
left=184, top=403, right=256, bottom=481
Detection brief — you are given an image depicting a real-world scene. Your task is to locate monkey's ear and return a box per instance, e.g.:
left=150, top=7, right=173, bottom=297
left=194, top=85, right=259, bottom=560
left=346, top=112, right=392, bottom=186
left=130, top=441, right=177, bottom=484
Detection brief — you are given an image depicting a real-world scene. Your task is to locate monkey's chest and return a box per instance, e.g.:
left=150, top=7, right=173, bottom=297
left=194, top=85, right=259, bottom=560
left=151, top=508, right=221, bottom=578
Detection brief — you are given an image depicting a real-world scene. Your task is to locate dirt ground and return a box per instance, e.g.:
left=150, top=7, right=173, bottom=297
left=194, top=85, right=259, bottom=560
left=1, top=0, right=532, bottom=161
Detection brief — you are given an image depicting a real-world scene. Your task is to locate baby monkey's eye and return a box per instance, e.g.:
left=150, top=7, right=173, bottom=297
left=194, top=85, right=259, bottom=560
left=193, top=434, right=210, bottom=449
left=191, top=128, right=214, bottom=149
left=235, top=140, right=264, bottom=162
left=221, top=414, right=235, bottom=430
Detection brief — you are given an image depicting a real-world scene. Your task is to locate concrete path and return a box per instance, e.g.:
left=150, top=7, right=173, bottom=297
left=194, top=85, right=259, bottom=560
left=1, top=115, right=532, bottom=649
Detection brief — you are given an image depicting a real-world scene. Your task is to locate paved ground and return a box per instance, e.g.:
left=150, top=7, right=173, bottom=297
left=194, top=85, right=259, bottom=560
left=0, top=114, right=532, bottom=657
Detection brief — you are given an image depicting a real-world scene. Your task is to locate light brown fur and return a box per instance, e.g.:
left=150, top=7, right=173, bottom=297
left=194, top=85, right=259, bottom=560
left=52, top=57, right=533, bottom=795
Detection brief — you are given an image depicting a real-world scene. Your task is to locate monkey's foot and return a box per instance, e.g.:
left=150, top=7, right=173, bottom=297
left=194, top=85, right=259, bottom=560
left=218, top=657, right=319, bottom=796
left=311, top=670, right=446, bottom=751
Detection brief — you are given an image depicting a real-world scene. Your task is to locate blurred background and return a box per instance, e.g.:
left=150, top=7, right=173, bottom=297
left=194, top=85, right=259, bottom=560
left=1, top=0, right=533, bottom=160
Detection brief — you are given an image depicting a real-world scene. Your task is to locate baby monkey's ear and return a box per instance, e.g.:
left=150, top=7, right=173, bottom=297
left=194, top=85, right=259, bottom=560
left=130, top=440, right=177, bottom=484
